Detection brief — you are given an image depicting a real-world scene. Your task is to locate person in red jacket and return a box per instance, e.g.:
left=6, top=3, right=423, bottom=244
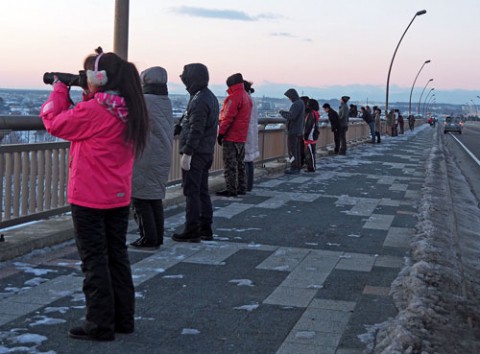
left=40, top=47, right=149, bottom=341
left=216, top=73, right=253, bottom=197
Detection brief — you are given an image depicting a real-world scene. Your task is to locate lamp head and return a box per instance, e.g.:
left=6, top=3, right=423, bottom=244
left=425, top=60, right=431, bottom=64
left=416, top=10, right=427, bottom=16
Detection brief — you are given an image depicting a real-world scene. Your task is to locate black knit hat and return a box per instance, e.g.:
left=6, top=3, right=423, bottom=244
left=243, top=80, right=254, bottom=93
left=341, top=96, right=350, bottom=102
left=226, top=73, right=244, bottom=87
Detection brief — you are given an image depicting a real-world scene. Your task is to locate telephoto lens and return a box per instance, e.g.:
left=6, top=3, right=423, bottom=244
left=43, top=71, right=87, bottom=89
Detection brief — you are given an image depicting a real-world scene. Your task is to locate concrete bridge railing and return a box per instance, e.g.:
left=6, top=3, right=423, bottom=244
left=0, top=115, right=423, bottom=229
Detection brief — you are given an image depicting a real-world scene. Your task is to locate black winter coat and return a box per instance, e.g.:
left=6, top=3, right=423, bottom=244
left=179, top=64, right=219, bottom=156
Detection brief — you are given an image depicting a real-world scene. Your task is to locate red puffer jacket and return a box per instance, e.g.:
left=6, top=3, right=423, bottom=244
left=218, top=83, right=253, bottom=143
left=40, top=82, right=134, bottom=209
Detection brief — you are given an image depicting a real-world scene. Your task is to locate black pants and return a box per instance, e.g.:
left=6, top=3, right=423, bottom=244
left=182, top=153, right=213, bottom=230
left=332, top=129, right=340, bottom=153
left=339, top=127, right=348, bottom=154
left=70, top=204, right=135, bottom=336
left=304, top=143, right=316, bottom=171
left=375, top=131, right=381, bottom=143
left=287, top=134, right=303, bottom=169
left=132, top=198, right=164, bottom=246
left=222, top=141, right=246, bottom=194
left=244, top=161, right=254, bottom=191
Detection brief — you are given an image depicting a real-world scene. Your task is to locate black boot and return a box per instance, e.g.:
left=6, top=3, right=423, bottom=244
left=199, top=224, right=213, bottom=241
left=129, top=237, right=158, bottom=250
left=172, top=226, right=201, bottom=243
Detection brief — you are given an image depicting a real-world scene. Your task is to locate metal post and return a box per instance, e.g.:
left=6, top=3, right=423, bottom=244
left=408, top=60, right=430, bottom=117
left=417, top=79, right=433, bottom=116
left=422, top=89, right=434, bottom=116
left=114, top=0, right=129, bottom=60
left=385, top=10, right=426, bottom=115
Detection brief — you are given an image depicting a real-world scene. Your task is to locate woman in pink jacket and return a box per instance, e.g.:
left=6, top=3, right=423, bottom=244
left=40, top=48, right=148, bottom=341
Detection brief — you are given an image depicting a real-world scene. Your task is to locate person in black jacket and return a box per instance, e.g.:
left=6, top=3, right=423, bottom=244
left=322, top=103, right=340, bottom=154
left=360, top=106, right=375, bottom=143
left=172, top=63, right=219, bottom=243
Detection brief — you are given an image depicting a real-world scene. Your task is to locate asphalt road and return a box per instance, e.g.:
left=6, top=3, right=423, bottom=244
left=442, top=121, right=480, bottom=204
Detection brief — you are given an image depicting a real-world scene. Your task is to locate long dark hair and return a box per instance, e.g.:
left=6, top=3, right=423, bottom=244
left=83, top=48, right=149, bottom=157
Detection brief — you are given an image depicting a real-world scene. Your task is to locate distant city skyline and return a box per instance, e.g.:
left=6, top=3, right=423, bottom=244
left=1, top=0, right=479, bottom=105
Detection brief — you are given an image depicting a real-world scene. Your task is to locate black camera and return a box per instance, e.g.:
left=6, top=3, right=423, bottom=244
left=43, top=71, right=87, bottom=89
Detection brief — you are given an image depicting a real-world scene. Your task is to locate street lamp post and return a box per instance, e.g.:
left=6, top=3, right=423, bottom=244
left=385, top=10, right=427, bottom=115
left=470, top=99, right=478, bottom=118
left=409, top=60, right=431, bottom=117
left=418, top=78, right=433, bottom=116
left=114, top=0, right=129, bottom=60
left=424, top=94, right=435, bottom=117
left=423, top=89, right=435, bottom=116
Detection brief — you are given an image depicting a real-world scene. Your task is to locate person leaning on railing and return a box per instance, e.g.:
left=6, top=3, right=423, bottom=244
left=40, top=48, right=149, bottom=341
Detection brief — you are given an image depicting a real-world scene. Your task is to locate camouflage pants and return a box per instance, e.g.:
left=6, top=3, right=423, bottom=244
left=222, top=141, right=246, bottom=194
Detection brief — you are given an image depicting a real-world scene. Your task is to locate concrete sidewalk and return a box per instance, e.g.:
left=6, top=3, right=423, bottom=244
left=0, top=126, right=432, bottom=354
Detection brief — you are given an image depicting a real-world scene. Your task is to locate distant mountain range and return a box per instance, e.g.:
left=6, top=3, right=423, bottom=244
left=166, top=82, right=478, bottom=106
left=2, top=83, right=478, bottom=106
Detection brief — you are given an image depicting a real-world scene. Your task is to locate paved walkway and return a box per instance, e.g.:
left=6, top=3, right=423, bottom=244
left=0, top=126, right=433, bottom=354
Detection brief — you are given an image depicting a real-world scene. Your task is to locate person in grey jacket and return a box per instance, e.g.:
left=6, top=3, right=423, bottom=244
left=279, top=88, right=305, bottom=174
left=130, top=66, right=174, bottom=249
left=338, top=96, right=350, bottom=155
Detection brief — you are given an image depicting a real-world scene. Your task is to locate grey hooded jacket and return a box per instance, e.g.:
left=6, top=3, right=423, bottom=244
left=339, top=102, right=350, bottom=129
left=132, top=66, right=174, bottom=200
left=280, top=88, right=305, bottom=136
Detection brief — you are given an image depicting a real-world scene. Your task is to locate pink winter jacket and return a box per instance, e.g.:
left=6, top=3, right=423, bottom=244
left=40, top=82, right=134, bottom=209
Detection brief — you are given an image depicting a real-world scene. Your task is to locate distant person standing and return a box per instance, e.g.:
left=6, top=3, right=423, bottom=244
left=338, top=96, right=350, bottom=155
left=279, top=88, right=305, bottom=173
left=299, top=96, right=310, bottom=168
left=243, top=80, right=259, bottom=192
left=408, top=114, right=415, bottom=131
left=172, top=63, right=219, bottom=243
left=386, top=109, right=395, bottom=136
left=374, top=107, right=382, bottom=143
left=216, top=73, right=253, bottom=197
left=398, top=111, right=405, bottom=134
left=349, top=104, right=358, bottom=118
left=322, top=103, right=340, bottom=153
left=360, top=106, right=375, bottom=143
left=130, top=66, right=174, bottom=250
left=304, top=98, right=320, bottom=172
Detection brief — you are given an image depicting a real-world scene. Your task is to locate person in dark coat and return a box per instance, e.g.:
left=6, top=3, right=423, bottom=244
left=322, top=103, right=340, bottom=153
left=338, top=96, right=350, bottom=155
left=360, top=106, right=375, bottom=143
left=279, top=88, right=305, bottom=174
left=130, top=66, right=174, bottom=249
left=172, top=63, right=219, bottom=243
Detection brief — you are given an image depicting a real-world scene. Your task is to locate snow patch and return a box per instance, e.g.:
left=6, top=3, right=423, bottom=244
left=228, top=279, right=254, bottom=287
left=234, top=304, right=259, bottom=312
left=181, top=328, right=200, bottom=335
left=29, top=316, right=66, bottom=327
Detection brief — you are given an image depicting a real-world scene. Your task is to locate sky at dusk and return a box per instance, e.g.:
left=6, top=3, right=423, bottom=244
left=1, top=0, right=479, bottom=104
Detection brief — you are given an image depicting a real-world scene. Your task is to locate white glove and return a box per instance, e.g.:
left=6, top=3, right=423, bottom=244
left=180, top=154, right=192, bottom=171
